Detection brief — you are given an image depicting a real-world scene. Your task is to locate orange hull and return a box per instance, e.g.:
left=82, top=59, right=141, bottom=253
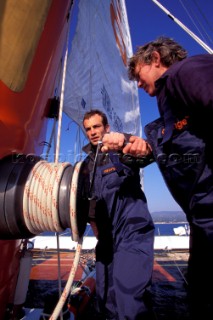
left=0, top=0, right=71, bottom=158
left=0, top=0, right=71, bottom=317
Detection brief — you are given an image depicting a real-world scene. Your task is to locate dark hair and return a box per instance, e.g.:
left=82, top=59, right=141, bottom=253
left=128, top=36, right=188, bottom=80
left=83, top=109, right=109, bottom=127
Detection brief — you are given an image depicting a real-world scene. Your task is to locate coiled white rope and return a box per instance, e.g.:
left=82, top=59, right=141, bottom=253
left=23, top=160, right=84, bottom=236
left=23, top=160, right=84, bottom=319
left=23, top=161, right=69, bottom=234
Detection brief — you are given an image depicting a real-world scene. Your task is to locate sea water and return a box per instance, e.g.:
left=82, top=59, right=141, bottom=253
left=40, top=223, right=189, bottom=237
left=155, top=223, right=189, bottom=236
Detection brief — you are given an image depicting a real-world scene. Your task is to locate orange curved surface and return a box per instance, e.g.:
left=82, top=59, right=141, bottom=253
left=0, top=0, right=70, bottom=158
left=0, top=0, right=71, bottom=317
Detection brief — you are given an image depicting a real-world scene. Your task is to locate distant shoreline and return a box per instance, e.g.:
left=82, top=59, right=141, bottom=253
left=151, top=211, right=187, bottom=223
left=154, top=221, right=188, bottom=224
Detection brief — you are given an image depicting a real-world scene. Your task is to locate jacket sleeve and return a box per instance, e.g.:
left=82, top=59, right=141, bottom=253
left=119, top=152, right=155, bottom=168
left=168, top=55, right=213, bottom=113
left=119, top=133, right=155, bottom=168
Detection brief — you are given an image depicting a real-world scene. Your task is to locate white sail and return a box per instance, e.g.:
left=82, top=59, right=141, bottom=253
left=64, top=0, right=142, bottom=136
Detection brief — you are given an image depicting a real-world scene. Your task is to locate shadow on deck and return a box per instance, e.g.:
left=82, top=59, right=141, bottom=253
left=19, top=248, right=191, bottom=319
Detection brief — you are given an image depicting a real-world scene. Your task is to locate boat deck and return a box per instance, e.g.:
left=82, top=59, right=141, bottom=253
left=17, top=248, right=191, bottom=320
left=151, top=250, right=190, bottom=320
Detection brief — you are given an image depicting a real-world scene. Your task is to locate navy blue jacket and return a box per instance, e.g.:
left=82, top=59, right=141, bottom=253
left=82, top=142, right=155, bottom=319
left=145, top=54, right=213, bottom=220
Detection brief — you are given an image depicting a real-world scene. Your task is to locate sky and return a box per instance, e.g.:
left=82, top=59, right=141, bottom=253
left=123, top=0, right=213, bottom=212
left=49, top=0, right=213, bottom=213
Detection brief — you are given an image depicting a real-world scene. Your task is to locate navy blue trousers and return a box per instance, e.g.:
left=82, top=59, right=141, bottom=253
left=93, top=161, right=155, bottom=320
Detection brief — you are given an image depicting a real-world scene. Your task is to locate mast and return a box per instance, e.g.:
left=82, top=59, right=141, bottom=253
left=152, top=0, right=213, bottom=54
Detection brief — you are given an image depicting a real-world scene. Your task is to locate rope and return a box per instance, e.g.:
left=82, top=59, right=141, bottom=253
left=23, top=162, right=70, bottom=234
left=171, top=251, right=188, bottom=286
left=23, top=161, right=83, bottom=240
left=23, top=159, right=84, bottom=319
left=23, top=2, right=86, bottom=318
left=49, top=237, right=83, bottom=320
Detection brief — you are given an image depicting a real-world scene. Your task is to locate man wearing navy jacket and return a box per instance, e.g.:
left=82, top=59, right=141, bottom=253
left=102, top=36, right=213, bottom=319
left=82, top=109, right=155, bottom=320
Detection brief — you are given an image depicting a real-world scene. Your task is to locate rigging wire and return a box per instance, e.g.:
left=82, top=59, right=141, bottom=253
left=178, top=0, right=213, bottom=46
left=191, top=0, right=213, bottom=35
left=152, top=0, right=213, bottom=54
left=52, top=102, right=63, bottom=320
left=44, top=118, right=57, bottom=161
left=74, top=124, right=86, bottom=162
left=171, top=251, right=188, bottom=286
left=55, top=47, right=69, bottom=164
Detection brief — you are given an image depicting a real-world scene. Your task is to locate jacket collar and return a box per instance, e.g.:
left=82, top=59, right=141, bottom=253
left=82, top=142, right=97, bottom=159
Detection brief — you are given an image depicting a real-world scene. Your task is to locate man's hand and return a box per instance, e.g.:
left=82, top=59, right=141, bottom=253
left=101, top=133, right=152, bottom=157
left=123, top=136, right=152, bottom=157
left=101, top=132, right=126, bottom=152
